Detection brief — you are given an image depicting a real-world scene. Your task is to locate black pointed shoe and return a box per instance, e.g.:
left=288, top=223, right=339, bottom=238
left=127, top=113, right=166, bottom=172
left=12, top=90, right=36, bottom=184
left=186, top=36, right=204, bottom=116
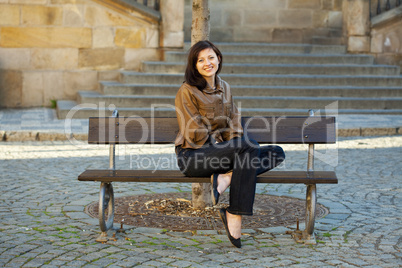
left=219, top=208, right=241, bottom=248
left=211, top=173, right=220, bottom=205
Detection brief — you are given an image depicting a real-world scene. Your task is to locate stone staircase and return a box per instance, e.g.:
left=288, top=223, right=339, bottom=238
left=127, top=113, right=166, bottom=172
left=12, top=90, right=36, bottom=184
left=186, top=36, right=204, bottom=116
left=57, top=42, right=402, bottom=119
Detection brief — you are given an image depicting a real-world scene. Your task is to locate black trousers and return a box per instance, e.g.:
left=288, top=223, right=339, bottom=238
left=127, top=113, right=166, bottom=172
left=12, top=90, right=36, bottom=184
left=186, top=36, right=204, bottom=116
left=176, top=136, right=285, bottom=215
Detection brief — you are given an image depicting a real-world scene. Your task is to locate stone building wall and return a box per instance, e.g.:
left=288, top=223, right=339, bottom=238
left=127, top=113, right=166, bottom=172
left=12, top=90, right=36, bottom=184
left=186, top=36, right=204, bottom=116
left=0, top=0, right=400, bottom=108
left=184, top=0, right=344, bottom=43
left=370, top=6, right=402, bottom=73
left=0, top=0, right=166, bottom=108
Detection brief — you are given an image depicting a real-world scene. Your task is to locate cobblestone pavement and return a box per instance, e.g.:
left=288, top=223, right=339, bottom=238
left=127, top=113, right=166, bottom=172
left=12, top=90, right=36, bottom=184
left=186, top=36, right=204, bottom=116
left=0, top=136, right=401, bottom=267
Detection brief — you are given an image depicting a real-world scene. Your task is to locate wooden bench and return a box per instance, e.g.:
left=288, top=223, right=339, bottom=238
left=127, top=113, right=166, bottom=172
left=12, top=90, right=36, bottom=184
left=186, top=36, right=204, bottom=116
left=78, top=110, right=338, bottom=244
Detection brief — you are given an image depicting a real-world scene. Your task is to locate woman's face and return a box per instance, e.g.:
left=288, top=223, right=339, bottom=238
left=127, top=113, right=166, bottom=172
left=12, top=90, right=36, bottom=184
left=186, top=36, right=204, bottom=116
left=196, top=48, right=220, bottom=80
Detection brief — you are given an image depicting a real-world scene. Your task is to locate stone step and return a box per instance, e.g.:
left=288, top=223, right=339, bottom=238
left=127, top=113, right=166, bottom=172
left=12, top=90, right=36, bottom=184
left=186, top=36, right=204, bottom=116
left=165, top=52, right=374, bottom=65
left=56, top=100, right=402, bottom=119
left=77, top=91, right=402, bottom=110
left=312, top=36, right=344, bottom=45
left=100, top=82, right=402, bottom=98
left=120, top=72, right=402, bottom=87
left=327, top=29, right=344, bottom=38
left=142, top=61, right=400, bottom=76
left=183, top=42, right=347, bottom=54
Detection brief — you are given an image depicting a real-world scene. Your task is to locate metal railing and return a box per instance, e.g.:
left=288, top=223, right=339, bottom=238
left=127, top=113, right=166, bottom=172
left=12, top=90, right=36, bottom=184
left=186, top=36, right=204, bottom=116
left=135, top=0, right=160, bottom=11
left=370, top=0, right=401, bottom=17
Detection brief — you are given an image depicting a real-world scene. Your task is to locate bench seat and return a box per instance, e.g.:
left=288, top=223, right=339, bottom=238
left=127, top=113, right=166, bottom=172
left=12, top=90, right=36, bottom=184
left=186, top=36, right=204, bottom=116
left=81, top=113, right=338, bottom=245
left=79, top=170, right=338, bottom=184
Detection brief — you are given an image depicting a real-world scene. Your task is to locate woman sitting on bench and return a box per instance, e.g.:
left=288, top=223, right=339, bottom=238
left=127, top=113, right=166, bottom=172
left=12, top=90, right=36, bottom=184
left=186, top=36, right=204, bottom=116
left=174, top=40, right=285, bottom=248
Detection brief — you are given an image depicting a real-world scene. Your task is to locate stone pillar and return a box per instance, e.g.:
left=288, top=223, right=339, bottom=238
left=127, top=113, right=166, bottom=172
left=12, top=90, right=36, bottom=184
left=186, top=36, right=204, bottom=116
left=160, top=0, right=184, bottom=48
left=343, top=0, right=371, bottom=52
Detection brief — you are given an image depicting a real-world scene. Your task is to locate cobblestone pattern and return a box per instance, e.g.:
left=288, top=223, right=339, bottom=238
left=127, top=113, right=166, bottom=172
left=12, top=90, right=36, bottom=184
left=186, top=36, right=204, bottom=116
left=0, top=136, right=401, bottom=267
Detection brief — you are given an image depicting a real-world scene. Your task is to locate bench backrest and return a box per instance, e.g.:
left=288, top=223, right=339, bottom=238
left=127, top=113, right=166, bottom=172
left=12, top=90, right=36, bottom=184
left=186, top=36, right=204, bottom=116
left=88, top=116, right=336, bottom=145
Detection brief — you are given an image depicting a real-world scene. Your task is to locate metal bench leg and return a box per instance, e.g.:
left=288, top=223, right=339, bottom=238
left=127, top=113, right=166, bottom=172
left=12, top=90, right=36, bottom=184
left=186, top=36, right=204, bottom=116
left=96, top=182, right=115, bottom=243
left=296, top=109, right=317, bottom=244
left=303, top=184, right=317, bottom=244
left=289, top=184, right=317, bottom=245
left=96, top=121, right=119, bottom=243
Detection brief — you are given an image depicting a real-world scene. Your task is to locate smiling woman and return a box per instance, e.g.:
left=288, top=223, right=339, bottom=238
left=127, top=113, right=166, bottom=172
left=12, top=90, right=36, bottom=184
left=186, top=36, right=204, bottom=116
left=184, top=40, right=223, bottom=92
left=195, top=48, right=220, bottom=87
left=174, top=40, right=286, bottom=248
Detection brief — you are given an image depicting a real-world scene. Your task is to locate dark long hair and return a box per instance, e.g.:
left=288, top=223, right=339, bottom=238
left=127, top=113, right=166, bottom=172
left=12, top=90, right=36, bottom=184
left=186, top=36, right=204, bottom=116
left=184, top=40, right=223, bottom=91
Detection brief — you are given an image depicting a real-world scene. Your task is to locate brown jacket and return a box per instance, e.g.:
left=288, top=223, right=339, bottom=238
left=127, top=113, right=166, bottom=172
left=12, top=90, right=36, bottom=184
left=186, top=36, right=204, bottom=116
left=175, top=76, right=243, bottom=149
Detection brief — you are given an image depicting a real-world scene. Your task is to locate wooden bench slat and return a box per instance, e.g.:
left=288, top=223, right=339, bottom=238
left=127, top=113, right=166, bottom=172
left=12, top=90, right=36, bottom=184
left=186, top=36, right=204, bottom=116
left=78, top=170, right=338, bottom=184
left=88, top=116, right=336, bottom=144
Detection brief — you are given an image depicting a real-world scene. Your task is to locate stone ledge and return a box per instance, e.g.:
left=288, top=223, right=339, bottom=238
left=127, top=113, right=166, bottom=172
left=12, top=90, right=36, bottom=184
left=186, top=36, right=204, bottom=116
left=371, top=6, right=402, bottom=28
left=92, top=0, right=161, bottom=23
left=1, top=131, right=88, bottom=142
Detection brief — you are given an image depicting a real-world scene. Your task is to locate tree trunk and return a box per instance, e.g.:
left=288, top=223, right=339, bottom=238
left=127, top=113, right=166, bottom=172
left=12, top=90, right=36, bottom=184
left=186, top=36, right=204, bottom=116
left=191, top=0, right=212, bottom=209
left=191, top=0, right=210, bottom=45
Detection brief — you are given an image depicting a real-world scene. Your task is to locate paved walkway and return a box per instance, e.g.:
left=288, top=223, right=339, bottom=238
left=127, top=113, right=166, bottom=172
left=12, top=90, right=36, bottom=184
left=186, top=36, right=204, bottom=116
left=0, top=108, right=401, bottom=267
left=0, top=134, right=401, bottom=267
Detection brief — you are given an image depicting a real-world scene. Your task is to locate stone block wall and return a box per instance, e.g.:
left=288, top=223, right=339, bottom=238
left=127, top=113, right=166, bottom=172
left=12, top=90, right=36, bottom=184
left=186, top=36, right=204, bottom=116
left=0, top=0, right=163, bottom=108
left=184, top=0, right=344, bottom=43
left=370, top=6, right=402, bottom=74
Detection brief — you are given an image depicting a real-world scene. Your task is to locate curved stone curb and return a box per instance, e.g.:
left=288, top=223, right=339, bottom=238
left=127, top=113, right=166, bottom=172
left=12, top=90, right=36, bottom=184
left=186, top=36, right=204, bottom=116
left=1, top=131, right=88, bottom=142
left=338, top=127, right=401, bottom=137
